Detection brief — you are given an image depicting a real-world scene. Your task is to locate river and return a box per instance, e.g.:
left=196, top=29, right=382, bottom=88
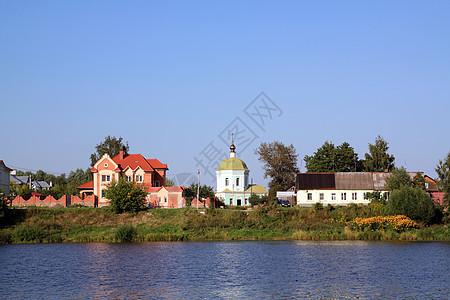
left=1, top=241, right=449, bottom=299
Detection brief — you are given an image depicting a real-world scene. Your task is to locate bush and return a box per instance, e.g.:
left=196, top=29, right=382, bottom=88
left=313, top=202, right=323, bottom=211
left=13, top=225, right=48, bottom=243
left=115, top=225, right=137, bottom=242
left=106, top=178, right=148, bottom=214
left=387, top=186, right=436, bottom=224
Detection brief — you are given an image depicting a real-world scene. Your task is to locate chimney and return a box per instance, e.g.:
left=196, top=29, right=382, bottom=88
left=119, top=149, right=124, bottom=160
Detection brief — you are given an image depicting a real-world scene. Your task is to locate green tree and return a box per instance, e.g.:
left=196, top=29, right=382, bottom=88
left=385, top=167, right=412, bottom=191
left=304, top=141, right=361, bottom=172
left=387, top=186, right=436, bottom=224
left=364, top=191, right=387, bottom=204
left=248, top=194, right=268, bottom=206
left=165, top=178, right=175, bottom=187
left=184, top=183, right=215, bottom=200
left=363, top=135, right=395, bottom=172
left=413, top=173, right=426, bottom=190
left=105, top=178, right=148, bottom=214
left=255, top=141, right=299, bottom=198
left=90, top=135, right=129, bottom=167
left=435, top=151, right=450, bottom=207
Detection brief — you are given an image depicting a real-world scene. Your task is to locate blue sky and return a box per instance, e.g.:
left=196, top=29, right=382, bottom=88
left=1, top=1, right=449, bottom=187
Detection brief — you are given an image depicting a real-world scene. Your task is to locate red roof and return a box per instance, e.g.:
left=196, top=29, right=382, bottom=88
left=112, top=153, right=167, bottom=172
left=166, top=186, right=184, bottom=192
left=147, top=159, right=168, bottom=169
left=77, top=180, right=94, bottom=190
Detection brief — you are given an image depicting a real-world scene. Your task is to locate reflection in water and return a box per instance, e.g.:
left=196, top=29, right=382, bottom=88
left=1, top=241, right=449, bottom=299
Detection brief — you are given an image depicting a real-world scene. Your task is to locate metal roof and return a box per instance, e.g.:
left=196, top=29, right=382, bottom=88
left=335, top=172, right=374, bottom=190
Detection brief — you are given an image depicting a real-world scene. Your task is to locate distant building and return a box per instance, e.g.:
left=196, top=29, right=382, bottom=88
left=0, top=160, right=12, bottom=195
left=296, top=172, right=391, bottom=206
left=215, top=139, right=268, bottom=206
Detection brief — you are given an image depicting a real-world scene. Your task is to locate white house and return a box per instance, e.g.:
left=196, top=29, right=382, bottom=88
left=215, top=139, right=268, bottom=206
left=296, top=172, right=391, bottom=206
left=0, top=160, right=12, bottom=195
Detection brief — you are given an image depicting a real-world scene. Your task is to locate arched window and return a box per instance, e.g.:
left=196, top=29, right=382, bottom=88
left=225, top=178, right=229, bottom=186
left=236, top=177, right=240, bottom=186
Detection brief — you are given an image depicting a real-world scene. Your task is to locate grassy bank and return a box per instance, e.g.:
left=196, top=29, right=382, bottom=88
left=0, top=205, right=448, bottom=244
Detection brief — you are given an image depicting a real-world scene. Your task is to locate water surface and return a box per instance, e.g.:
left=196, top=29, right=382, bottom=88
left=1, top=241, right=448, bottom=299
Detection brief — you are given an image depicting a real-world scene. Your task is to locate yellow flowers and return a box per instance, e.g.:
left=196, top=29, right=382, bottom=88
left=346, top=215, right=418, bottom=233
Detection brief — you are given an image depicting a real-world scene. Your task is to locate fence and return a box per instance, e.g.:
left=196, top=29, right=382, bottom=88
left=10, top=194, right=97, bottom=207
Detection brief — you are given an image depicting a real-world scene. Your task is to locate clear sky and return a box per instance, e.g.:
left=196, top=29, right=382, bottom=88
left=1, top=1, right=449, bottom=187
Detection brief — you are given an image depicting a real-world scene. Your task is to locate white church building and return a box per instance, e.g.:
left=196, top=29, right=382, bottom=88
left=215, top=139, right=268, bottom=206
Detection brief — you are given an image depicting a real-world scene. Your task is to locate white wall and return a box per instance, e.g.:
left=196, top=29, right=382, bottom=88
left=297, top=189, right=387, bottom=206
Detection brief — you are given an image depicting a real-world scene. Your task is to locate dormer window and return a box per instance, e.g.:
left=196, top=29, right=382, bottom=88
left=135, top=175, right=143, bottom=183
left=126, top=176, right=132, bottom=182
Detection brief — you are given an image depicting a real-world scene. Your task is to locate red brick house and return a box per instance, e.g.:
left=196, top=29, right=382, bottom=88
left=81, top=149, right=170, bottom=206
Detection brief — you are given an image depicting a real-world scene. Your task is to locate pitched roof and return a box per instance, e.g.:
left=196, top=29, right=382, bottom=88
left=112, top=154, right=155, bottom=172
left=296, top=173, right=335, bottom=190
left=336, top=172, right=374, bottom=190
left=10, top=175, right=29, bottom=184
left=0, top=160, right=12, bottom=171
left=245, top=185, right=268, bottom=194
left=110, top=154, right=168, bottom=172
left=165, top=186, right=184, bottom=192
left=147, top=159, right=168, bottom=169
left=77, top=180, right=94, bottom=190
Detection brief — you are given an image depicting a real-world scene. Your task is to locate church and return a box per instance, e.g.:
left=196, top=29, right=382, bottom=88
left=215, top=138, right=268, bottom=206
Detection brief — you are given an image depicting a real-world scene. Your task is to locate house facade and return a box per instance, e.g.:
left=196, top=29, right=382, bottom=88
left=296, top=172, right=391, bottom=206
left=0, top=160, right=12, bottom=195
left=215, top=140, right=268, bottom=206
left=90, top=149, right=168, bottom=207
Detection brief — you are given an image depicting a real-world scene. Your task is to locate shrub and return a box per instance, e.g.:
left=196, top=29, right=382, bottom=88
left=313, top=202, right=323, bottom=211
left=115, top=225, right=137, bottom=242
left=106, top=178, right=148, bottom=214
left=13, top=225, right=48, bottom=243
left=387, top=186, right=436, bottom=224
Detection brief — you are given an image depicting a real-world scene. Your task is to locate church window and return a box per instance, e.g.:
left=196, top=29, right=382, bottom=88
left=236, top=177, right=240, bottom=186
left=225, top=178, right=229, bottom=186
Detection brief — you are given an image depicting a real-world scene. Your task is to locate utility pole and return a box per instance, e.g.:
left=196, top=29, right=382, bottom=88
left=196, top=168, right=200, bottom=209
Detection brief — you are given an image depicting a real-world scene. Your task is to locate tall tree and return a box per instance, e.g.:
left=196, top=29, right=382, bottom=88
left=255, top=141, right=299, bottom=198
left=363, top=135, right=395, bottom=172
left=304, top=141, right=361, bottom=172
left=385, top=167, right=412, bottom=191
left=435, top=151, right=450, bottom=207
left=90, top=135, right=129, bottom=167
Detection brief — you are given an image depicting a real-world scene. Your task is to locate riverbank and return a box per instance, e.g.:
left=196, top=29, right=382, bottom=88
left=0, top=205, right=448, bottom=244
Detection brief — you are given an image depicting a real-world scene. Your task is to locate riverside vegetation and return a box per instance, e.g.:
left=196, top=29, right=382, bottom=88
left=0, top=203, right=448, bottom=244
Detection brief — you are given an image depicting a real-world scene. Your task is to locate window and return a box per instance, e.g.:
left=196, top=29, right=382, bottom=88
left=225, top=178, right=229, bottom=186
left=101, top=190, right=106, bottom=198
left=164, top=197, right=167, bottom=203
left=352, top=192, right=357, bottom=201
left=126, top=176, right=132, bottom=182
left=363, top=192, right=367, bottom=200
left=331, top=193, right=336, bottom=201
left=236, top=177, right=240, bottom=187
left=307, top=193, right=312, bottom=201
left=320, top=193, right=324, bottom=201
left=341, top=193, right=347, bottom=201
left=154, top=181, right=160, bottom=187
left=230, top=198, right=233, bottom=205
left=245, top=198, right=248, bottom=205
left=101, top=175, right=110, bottom=182
left=104, top=163, right=108, bottom=168
left=136, top=175, right=143, bottom=183
left=158, top=197, right=161, bottom=203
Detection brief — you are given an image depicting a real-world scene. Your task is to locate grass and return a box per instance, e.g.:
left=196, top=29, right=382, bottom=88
left=0, top=205, right=448, bottom=244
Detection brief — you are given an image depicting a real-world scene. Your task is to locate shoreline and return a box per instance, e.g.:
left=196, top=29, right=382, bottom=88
left=1, top=206, right=448, bottom=244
